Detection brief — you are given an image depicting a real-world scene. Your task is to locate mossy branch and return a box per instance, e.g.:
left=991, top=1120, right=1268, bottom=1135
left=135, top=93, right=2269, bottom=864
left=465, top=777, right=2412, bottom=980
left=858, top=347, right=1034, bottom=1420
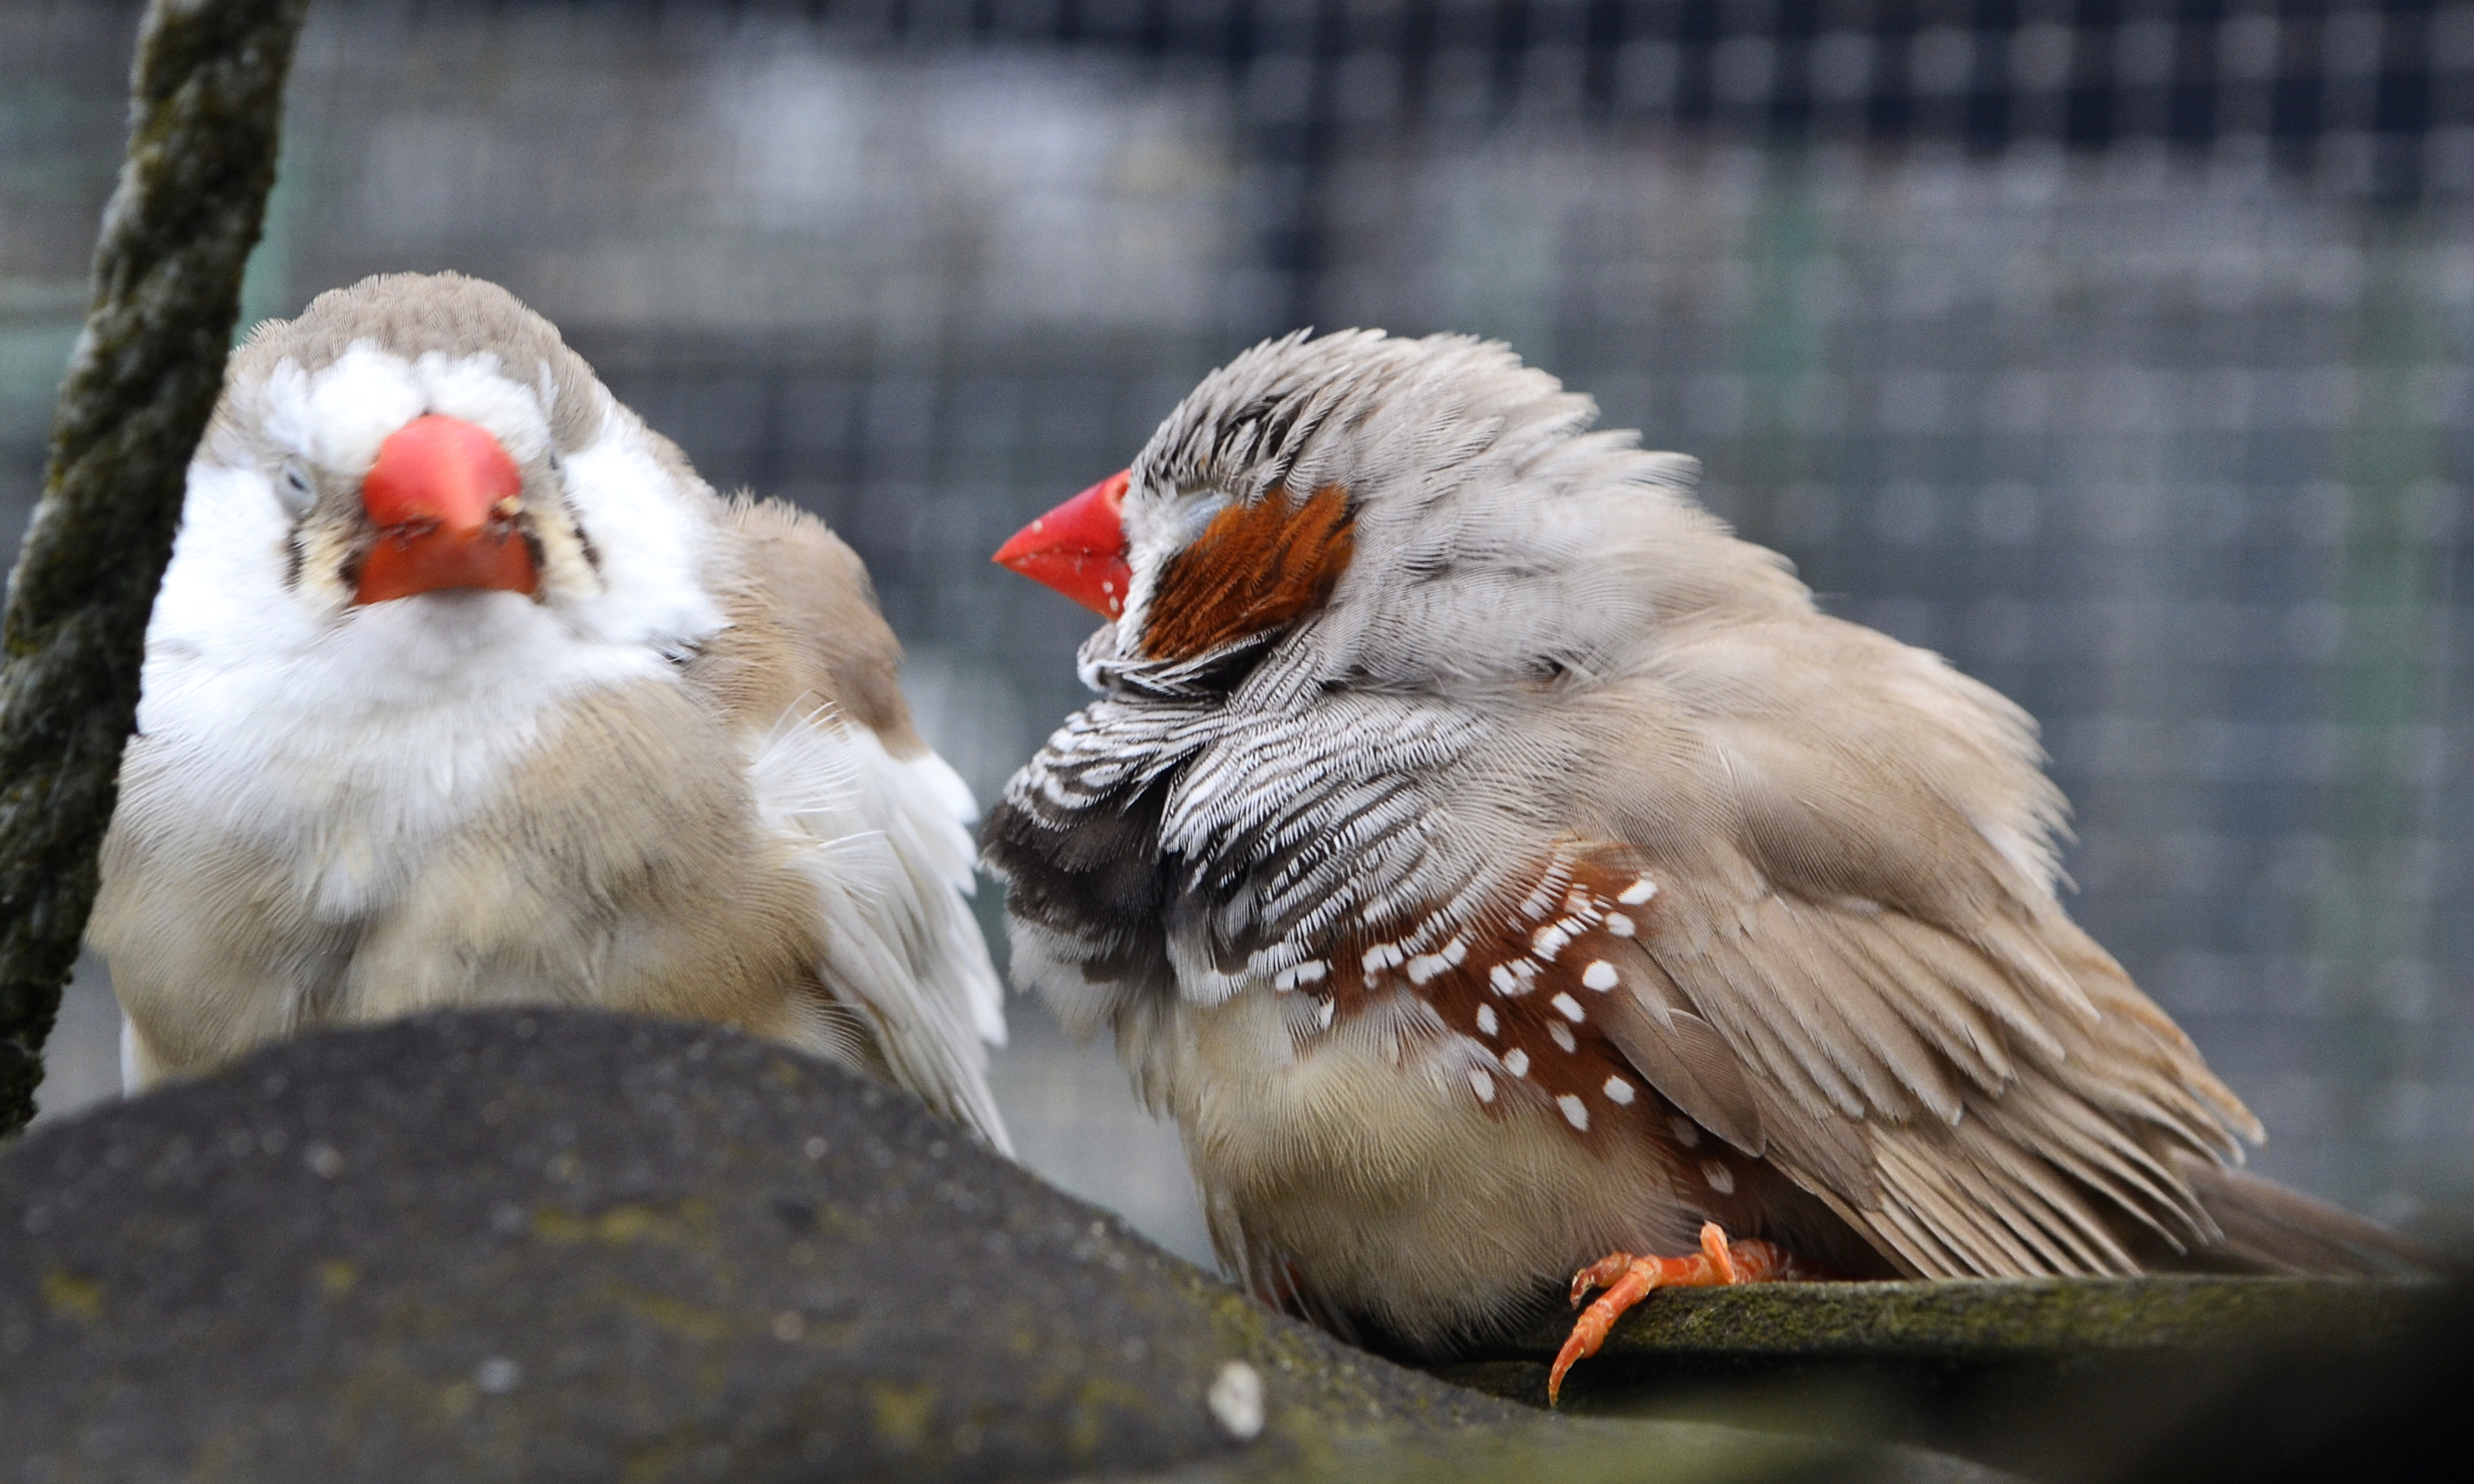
left=0, top=0, right=311, bottom=1135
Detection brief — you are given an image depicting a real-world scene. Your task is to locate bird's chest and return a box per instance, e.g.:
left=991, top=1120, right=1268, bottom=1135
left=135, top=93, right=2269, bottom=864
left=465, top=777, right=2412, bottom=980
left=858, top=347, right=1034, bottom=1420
left=128, top=596, right=693, bottom=920
left=99, top=668, right=753, bottom=1057
left=219, top=712, right=549, bottom=921
left=1143, top=986, right=1704, bottom=1350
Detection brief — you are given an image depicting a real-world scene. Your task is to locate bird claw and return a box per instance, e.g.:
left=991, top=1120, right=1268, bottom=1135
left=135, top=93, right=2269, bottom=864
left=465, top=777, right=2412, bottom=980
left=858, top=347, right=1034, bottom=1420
left=1547, top=1222, right=1793, bottom=1406
left=1566, top=1251, right=1636, bottom=1307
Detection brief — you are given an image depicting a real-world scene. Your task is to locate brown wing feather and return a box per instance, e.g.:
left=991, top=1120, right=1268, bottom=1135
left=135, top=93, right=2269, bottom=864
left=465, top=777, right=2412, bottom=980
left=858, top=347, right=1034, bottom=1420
left=1573, top=612, right=2263, bottom=1277
left=681, top=497, right=1010, bottom=1151
left=683, top=496, right=925, bottom=755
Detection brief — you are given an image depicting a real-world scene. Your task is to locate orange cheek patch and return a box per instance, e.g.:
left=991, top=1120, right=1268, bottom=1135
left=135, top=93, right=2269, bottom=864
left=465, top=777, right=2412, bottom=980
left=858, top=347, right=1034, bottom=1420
left=1143, top=485, right=1353, bottom=663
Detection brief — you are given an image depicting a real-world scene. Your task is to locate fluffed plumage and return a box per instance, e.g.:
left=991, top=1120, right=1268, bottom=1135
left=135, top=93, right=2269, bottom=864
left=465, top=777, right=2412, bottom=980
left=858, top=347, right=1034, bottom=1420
left=93, top=272, right=1009, bottom=1152
left=984, top=329, right=2415, bottom=1354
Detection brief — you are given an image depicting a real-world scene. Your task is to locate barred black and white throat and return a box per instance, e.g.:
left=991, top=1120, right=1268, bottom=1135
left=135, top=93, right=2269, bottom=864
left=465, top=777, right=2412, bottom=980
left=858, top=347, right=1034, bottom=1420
left=983, top=330, right=2418, bottom=1356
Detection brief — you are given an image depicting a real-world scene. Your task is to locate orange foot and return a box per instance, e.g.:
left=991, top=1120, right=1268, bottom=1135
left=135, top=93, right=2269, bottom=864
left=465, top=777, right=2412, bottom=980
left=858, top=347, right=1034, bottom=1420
left=1547, top=1222, right=1798, bottom=1405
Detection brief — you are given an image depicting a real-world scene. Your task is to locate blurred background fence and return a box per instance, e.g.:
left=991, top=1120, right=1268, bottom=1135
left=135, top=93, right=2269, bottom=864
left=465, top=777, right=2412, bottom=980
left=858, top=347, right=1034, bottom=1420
left=6, top=0, right=2470, bottom=1260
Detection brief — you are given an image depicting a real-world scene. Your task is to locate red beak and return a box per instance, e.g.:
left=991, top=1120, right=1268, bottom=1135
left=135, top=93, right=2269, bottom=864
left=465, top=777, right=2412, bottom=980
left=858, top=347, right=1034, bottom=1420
left=354, top=415, right=538, bottom=605
left=993, top=469, right=1134, bottom=618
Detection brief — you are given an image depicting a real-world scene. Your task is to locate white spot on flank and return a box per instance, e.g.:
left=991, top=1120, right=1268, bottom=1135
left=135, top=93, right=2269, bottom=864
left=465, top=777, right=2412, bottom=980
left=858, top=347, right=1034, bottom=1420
left=1273, top=960, right=1329, bottom=992
left=1559, top=1095, right=1590, bottom=1131
left=1406, top=953, right=1450, bottom=985
left=1475, top=1004, right=1499, bottom=1036
left=1671, top=1117, right=1701, bottom=1148
left=1362, top=942, right=1404, bottom=972
left=1503, top=1048, right=1531, bottom=1077
left=1522, top=886, right=1557, bottom=919
left=1315, top=999, right=1335, bottom=1030
left=1605, top=912, right=1635, bottom=938
left=1551, top=993, right=1585, bottom=1023
left=1469, top=1067, right=1496, bottom=1103
left=1532, top=925, right=1571, bottom=959
left=1619, top=877, right=1658, bottom=905
left=1604, top=1076, right=1636, bottom=1105
left=1581, top=961, right=1619, bottom=991
left=1701, top=1161, right=1736, bottom=1195
left=1272, top=966, right=1298, bottom=992
left=1548, top=1022, right=1577, bottom=1053
left=1441, top=936, right=1469, bottom=965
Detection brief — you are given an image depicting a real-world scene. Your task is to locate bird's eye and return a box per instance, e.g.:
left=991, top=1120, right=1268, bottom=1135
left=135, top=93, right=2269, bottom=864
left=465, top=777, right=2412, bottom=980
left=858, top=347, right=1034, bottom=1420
left=277, top=461, right=313, bottom=511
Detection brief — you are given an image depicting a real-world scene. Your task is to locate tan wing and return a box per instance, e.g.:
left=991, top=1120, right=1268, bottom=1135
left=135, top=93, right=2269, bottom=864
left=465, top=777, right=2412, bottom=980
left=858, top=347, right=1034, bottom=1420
left=688, top=497, right=927, bottom=756
left=688, top=498, right=1012, bottom=1152
left=1579, top=610, right=2260, bottom=1277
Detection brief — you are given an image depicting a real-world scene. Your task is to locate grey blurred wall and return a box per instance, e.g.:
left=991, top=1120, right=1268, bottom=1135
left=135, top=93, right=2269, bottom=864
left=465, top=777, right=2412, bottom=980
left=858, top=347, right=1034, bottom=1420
left=6, top=0, right=2470, bottom=1260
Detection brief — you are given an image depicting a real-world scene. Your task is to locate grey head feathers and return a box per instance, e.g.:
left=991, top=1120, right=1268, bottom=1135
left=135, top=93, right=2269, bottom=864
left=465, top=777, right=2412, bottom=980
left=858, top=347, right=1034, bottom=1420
left=207, top=272, right=610, bottom=469
left=1104, top=330, right=1805, bottom=697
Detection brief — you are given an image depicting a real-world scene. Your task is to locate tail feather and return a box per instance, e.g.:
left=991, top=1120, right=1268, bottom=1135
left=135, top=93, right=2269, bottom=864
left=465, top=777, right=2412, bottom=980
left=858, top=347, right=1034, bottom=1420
left=2170, top=1156, right=2438, bottom=1277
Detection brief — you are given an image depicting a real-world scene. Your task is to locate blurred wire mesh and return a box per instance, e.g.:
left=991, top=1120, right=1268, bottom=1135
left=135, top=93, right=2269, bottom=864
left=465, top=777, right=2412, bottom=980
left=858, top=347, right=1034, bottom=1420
left=5, top=0, right=2468, bottom=1262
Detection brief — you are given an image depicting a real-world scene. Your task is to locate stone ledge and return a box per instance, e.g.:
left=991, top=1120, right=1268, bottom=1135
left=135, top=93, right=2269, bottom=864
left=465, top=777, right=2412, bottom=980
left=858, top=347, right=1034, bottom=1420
left=0, top=1008, right=1999, bottom=1483
left=1429, top=1273, right=2454, bottom=1478
left=1478, top=1275, right=2432, bottom=1366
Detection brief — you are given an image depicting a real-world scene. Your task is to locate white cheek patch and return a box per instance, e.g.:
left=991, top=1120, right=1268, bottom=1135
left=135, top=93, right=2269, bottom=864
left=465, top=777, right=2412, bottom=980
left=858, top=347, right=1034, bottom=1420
left=557, top=422, right=729, bottom=651
left=146, top=461, right=300, bottom=668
